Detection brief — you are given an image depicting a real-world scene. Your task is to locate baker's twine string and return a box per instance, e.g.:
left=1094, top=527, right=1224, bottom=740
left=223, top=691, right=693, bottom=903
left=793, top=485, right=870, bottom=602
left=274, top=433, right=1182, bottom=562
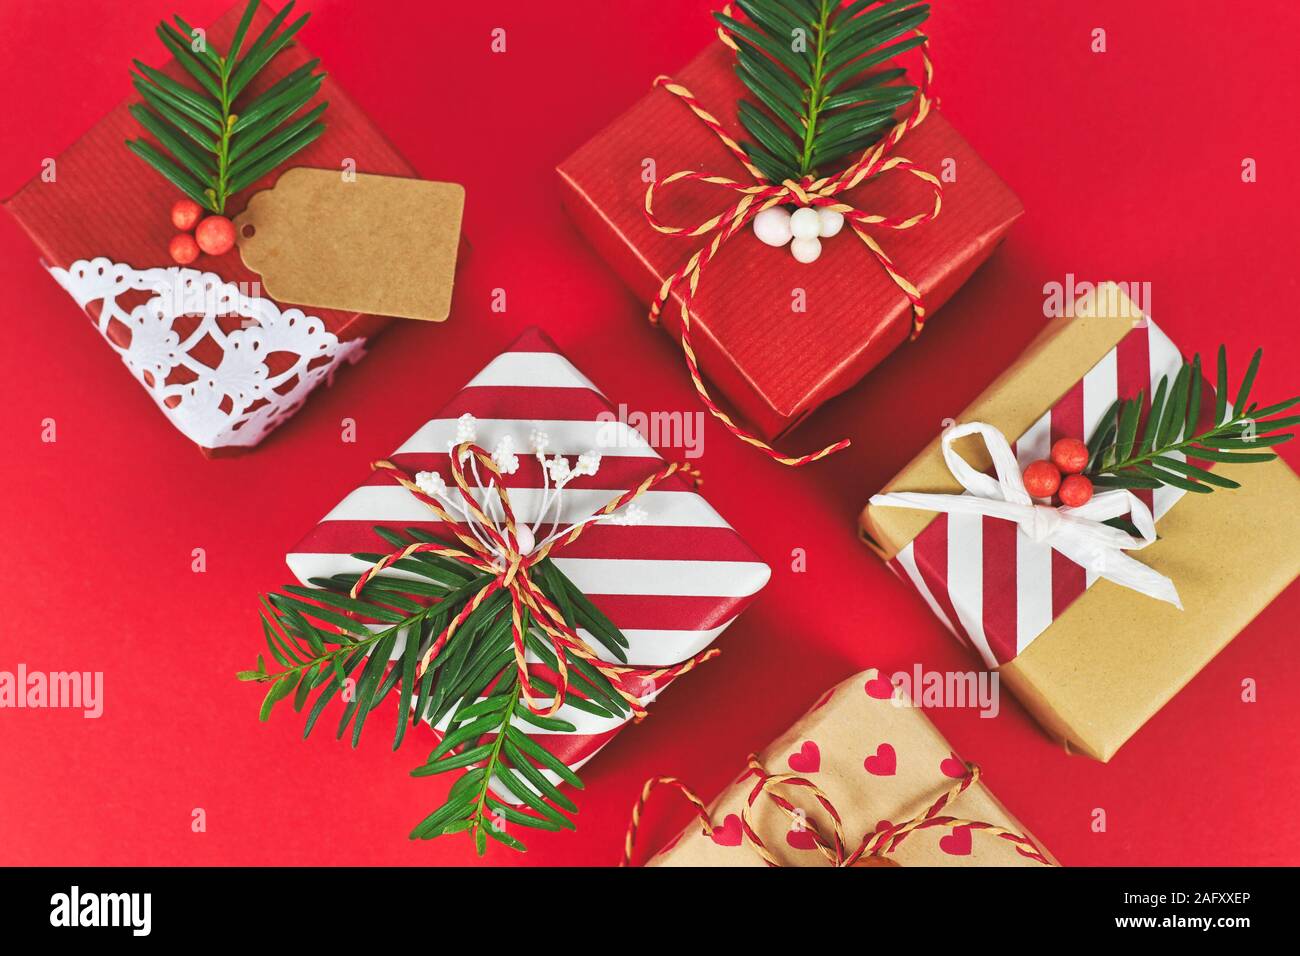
left=621, top=755, right=1053, bottom=867
left=348, top=445, right=716, bottom=719
left=643, top=8, right=940, bottom=468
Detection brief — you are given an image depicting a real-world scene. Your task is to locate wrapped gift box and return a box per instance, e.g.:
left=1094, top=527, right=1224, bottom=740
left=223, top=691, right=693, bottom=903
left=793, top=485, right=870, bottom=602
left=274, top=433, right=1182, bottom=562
left=3, top=2, right=420, bottom=455
left=649, top=668, right=1055, bottom=866
left=286, top=326, right=771, bottom=782
left=860, top=284, right=1300, bottom=761
left=558, top=39, right=1022, bottom=442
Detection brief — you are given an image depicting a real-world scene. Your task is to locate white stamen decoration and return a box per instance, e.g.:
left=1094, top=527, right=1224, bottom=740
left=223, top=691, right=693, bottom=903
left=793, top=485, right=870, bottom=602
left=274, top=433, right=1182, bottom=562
left=416, top=415, right=647, bottom=567
left=752, top=203, right=844, bottom=263
left=492, top=434, right=520, bottom=475
left=414, top=470, right=446, bottom=498
left=450, top=412, right=477, bottom=463
left=455, top=412, right=477, bottom=442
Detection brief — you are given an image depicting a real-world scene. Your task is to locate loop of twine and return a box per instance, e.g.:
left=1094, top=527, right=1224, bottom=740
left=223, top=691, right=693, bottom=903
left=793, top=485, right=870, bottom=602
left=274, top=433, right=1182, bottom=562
left=643, top=8, right=940, bottom=468
left=349, top=445, right=716, bottom=719
left=622, top=755, right=1053, bottom=867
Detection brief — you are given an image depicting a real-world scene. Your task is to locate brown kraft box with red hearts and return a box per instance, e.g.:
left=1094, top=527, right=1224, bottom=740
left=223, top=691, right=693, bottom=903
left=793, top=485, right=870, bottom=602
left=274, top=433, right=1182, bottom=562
left=648, top=668, right=1056, bottom=867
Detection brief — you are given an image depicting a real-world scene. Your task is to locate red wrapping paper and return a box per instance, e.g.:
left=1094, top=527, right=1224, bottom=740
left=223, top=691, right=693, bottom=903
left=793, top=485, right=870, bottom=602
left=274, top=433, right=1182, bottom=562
left=558, top=39, right=1023, bottom=442
left=2, top=2, right=417, bottom=456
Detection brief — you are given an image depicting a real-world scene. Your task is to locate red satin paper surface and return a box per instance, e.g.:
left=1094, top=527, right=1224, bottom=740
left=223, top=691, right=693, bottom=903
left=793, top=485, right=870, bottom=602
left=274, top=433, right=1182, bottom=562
left=1, top=0, right=1298, bottom=867
left=559, top=40, right=1022, bottom=441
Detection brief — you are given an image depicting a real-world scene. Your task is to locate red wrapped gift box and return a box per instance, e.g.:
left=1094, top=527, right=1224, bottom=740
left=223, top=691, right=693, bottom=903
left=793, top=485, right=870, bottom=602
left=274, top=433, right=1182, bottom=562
left=558, top=38, right=1022, bottom=444
left=3, top=2, right=418, bottom=456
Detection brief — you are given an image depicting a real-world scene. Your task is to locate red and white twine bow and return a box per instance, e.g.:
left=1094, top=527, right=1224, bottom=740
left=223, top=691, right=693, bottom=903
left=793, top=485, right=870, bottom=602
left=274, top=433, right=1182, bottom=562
left=350, top=439, right=716, bottom=720
left=643, top=13, right=942, bottom=467
left=622, top=755, right=1053, bottom=867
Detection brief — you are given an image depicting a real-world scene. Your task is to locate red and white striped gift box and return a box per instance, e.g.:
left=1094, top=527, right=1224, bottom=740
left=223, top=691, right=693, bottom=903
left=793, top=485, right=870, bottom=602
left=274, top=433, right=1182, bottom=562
left=286, top=327, right=770, bottom=783
left=886, top=317, right=1215, bottom=668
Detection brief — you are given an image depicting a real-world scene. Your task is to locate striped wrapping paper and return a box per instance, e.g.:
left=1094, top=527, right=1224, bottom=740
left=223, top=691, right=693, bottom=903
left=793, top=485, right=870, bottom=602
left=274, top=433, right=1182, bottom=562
left=286, top=327, right=771, bottom=786
left=888, top=317, right=1216, bottom=668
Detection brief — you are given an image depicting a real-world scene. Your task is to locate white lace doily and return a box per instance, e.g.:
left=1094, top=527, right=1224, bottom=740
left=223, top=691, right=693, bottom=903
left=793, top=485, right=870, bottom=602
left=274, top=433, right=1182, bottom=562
left=48, top=257, right=366, bottom=449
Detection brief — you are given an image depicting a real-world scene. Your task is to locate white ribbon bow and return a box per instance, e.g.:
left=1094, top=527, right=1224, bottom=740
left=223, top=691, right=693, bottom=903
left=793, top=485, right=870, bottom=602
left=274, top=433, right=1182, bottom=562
left=870, top=422, right=1182, bottom=610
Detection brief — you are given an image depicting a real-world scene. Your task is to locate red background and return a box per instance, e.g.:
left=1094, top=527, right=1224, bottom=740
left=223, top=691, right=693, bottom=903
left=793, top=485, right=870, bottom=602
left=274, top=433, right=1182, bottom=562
left=1, top=0, right=1297, bottom=867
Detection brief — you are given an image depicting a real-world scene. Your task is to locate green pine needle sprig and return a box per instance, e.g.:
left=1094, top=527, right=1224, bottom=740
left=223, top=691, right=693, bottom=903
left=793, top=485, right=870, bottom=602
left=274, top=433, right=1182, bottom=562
left=238, top=526, right=633, bottom=855
left=126, top=0, right=328, bottom=214
left=1086, top=346, right=1299, bottom=496
left=718, top=0, right=930, bottom=184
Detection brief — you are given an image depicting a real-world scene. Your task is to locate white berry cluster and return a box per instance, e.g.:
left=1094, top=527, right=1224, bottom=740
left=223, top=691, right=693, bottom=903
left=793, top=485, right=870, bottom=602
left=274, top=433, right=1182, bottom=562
left=752, top=204, right=844, bottom=263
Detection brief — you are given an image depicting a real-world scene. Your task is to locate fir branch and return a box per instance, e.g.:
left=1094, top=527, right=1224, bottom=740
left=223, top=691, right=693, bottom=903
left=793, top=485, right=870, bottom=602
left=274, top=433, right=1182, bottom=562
left=240, top=526, right=632, bottom=854
left=126, top=0, right=327, bottom=214
left=1087, top=346, right=1299, bottom=495
left=718, top=0, right=929, bottom=184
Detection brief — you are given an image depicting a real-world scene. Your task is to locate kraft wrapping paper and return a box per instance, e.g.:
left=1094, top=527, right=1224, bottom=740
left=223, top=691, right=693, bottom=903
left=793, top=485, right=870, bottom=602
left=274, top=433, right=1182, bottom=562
left=860, top=283, right=1300, bottom=761
left=650, top=668, right=1055, bottom=866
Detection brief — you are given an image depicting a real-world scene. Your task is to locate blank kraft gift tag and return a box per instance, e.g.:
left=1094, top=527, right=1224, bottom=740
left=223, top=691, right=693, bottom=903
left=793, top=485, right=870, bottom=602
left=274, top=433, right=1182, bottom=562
left=235, top=168, right=465, bottom=321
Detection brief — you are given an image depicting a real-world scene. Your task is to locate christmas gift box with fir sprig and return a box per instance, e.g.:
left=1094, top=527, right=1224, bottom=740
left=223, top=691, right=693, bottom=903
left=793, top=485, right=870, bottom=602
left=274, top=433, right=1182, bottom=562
left=3, top=1, right=426, bottom=455
left=241, top=327, right=771, bottom=853
left=861, top=283, right=1300, bottom=761
left=558, top=1, right=1022, bottom=466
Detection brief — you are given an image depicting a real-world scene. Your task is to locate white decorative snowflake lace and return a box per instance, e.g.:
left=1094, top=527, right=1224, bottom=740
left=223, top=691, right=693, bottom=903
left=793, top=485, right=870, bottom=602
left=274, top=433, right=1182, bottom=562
left=47, top=257, right=366, bottom=449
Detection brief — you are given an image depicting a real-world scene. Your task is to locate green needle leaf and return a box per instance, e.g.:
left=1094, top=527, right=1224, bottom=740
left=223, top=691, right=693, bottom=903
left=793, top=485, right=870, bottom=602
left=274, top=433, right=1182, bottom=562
left=225, top=0, right=261, bottom=71
left=1214, top=345, right=1229, bottom=425
left=1235, top=347, right=1263, bottom=414
left=125, top=139, right=210, bottom=208
left=1116, top=388, right=1144, bottom=460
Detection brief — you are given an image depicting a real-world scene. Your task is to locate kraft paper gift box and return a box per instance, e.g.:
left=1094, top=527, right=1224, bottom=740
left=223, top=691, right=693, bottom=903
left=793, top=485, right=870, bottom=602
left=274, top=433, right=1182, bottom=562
left=557, top=38, right=1022, bottom=443
left=286, top=327, right=771, bottom=782
left=859, top=284, right=1300, bottom=761
left=648, top=668, right=1056, bottom=866
left=3, top=2, right=420, bottom=456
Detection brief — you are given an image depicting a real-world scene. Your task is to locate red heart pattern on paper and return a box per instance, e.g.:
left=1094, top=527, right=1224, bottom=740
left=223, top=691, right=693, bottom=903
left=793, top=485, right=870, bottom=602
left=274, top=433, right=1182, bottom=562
left=864, top=673, right=894, bottom=700
left=787, top=740, right=820, bottom=774
left=710, top=814, right=743, bottom=847
left=939, top=825, right=973, bottom=856
left=863, top=743, right=897, bottom=776
left=786, top=827, right=818, bottom=851
left=940, top=753, right=967, bottom=778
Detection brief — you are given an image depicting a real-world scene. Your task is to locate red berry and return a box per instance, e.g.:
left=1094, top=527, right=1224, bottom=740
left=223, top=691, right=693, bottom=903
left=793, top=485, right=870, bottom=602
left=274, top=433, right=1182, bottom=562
left=195, top=215, right=237, bottom=256
left=1022, top=459, right=1061, bottom=499
left=169, top=233, right=200, bottom=265
left=1051, top=437, right=1090, bottom=475
left=171, top=198, right=203, bottom=232
left=1059, top=474, right=1094, bottom=508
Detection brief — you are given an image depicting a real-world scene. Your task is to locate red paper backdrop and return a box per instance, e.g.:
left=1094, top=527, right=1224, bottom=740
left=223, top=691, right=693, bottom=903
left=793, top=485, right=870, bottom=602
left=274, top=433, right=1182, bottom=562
left=1, top=0, right=1297, bottom=867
